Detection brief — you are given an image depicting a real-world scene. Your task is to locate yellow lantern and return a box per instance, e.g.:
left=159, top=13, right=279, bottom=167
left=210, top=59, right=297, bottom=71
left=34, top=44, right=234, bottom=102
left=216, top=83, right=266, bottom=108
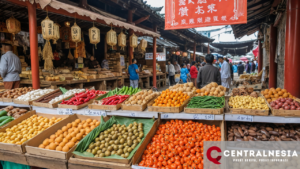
left=140, top=39, right=148, bottom=52
left=183, top=52, right=188, bottom=57
left=106, top=28, right=117, bottom=49
left=130, top=33, right=138, bottom=52
left=6, top=16, right=21, bottom=40
left=52, top=23, right=60, bottom=44
left=41, top=16, right=54, bottom=41
left=71, top=22, right=81, bottom=46
left=118, top=31, right=126, bottom=50
left=89, top=25, right=100, bottom=49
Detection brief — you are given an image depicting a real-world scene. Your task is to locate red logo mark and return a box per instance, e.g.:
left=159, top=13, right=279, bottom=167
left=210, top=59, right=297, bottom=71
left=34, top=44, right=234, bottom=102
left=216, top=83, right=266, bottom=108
left=206, top=146, right=222, bottom=164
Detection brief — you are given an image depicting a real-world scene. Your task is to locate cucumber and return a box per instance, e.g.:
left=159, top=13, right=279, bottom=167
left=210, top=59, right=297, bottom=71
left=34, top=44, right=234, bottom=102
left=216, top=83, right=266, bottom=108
left=0, top=116, right=11, bottom=123
left=0, top=117, right=14, bottom=127
left=0, top=110, right=7, bottom=117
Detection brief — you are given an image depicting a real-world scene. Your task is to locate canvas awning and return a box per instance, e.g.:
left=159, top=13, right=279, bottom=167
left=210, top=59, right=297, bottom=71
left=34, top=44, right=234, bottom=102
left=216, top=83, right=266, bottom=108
left=17, top=0, right=160, bottom=38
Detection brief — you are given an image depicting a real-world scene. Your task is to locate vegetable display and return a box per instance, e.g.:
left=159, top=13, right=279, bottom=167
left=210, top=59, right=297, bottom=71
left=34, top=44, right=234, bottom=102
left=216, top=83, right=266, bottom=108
left=262, top=88, right=295, bottom=103
left=49, top=89, right=85, bottom=104
left=196, top=82, right=225, bottom=97
left=60, top=89, right=99, bottom=106
left=0, top=87, right=34, bottom=99
left=1, top=106, right=28, bottom=119
left=138, top=120, right=221, bottom=168
left=95, top=95, right=130, bottom=105
left=270, top=98, right=300, bottom=110
left=0, top=115, right=63, bottom=145
left=152, top=89, right=191, bottom=107
left=39, top=118, right=99, bottom=152
left=124, top=90, right=159, bottom=105
left=34, top=89, right=63, bottom=103
left=15, top=89, right=55, bottom=101
left=106, top=86, right=141, bottom=98
left=229, top=96, right=269, bottom=110
left=86, top=122, right=144, bottom=158
left=187, top=96, right=225, bottom=109
left=231, top=87, right=258, bottom=97
left=169, top=82, right=196, bottom=93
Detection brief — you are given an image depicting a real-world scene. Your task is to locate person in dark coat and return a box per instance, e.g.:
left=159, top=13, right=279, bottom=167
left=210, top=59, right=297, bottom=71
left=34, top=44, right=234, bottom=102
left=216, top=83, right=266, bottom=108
left=237, top=62, right=245, bottom=76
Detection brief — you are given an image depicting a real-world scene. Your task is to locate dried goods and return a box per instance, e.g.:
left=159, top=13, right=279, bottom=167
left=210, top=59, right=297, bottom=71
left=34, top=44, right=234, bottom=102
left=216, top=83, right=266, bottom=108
left=196, top=82, right=225, bottom=97
left=262, top=88, right=295, bottom=103
left=15, top=89, right=55, bottom=101
left=124, top=90, right=159, bottom=105
left=0, top=87, right=34, bottom=99
left=35, top=89, right=63, bottom=103
left=270, top=98, right=300, bottom=110
left=229, top=96, right=269, bottom=110
left=231, top=87, right=254, bottom=96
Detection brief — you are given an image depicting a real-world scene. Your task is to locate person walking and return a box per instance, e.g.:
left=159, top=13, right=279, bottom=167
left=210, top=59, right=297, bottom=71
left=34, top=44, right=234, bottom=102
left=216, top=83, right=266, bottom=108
left=166, top=61, right=176, bottom=86
left=218, top=56, right=231, bottom=90
left=251, top=61, right=256, bottom=73
left=237, top=62, right=245, bottom=76
left=190, top=61, right=198, bottom=87
left=197, top=54, right=221, bottom=88
left=128, top=59, right=139, bottom=88
left=180, top=64, right=190, bottom=83
left=173, top=61, right=181, bottom=74
left=245, top=61, right=251, bottom=74
left=0, top=44, right=22, bottom=89
left=233, top=63, right=238, bottom=73
left=187, top=64, right=191, bottom=72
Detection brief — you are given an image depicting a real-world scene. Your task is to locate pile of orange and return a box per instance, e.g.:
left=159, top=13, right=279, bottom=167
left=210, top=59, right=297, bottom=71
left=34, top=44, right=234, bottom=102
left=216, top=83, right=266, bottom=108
left=152, top=89, right=190, bottom=107
left=262, top=88, right=294, bottom=103
left=138, top=120, right=221, bottom=169
left=39, top=118, right=100, bottom=152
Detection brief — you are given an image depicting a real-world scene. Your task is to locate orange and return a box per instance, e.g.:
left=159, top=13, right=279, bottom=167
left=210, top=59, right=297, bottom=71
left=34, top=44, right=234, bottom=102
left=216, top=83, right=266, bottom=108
left=56, top=146, right=62, bottom=151
left=39, top=144, right=45, bottom=148
left=43, top=139, right=50, bottom=146
left=49, top=143, right=56, bottom=150
left=62, top=146, right=69, bottom=152
left=50, top=134, right=56, bottom=139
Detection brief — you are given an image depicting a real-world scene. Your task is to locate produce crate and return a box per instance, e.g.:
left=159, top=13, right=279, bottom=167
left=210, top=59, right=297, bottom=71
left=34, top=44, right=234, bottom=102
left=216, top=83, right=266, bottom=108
left=0, top=150, right=28, bottom=165
left=26, top=153, right=68, bottom=169
left=14, top=89, right=61, bottom=105
left=25, top=114, right=104, bottom=160
left=229, top=97, right=269, bottom=116
left=58, top=96, right=100, bottom=110
left=147, top=96, right=191, bottom=113
left=2, top=98, right=13, bottom=103
left=184, top=107, right=224, bottom=114
left=89, top=97, right=129, bottom=111
left=71, top=117, right=158, bottom=168
left=0, top=111, right=69, bottom=153
left=263, top=97, right=300, bottom=117
left=131, top=119, right=225, bottom=168
left=32, top=94, right=75, bottom=108
left=0, top=106, right=31, bottom=129
left=121, top=94, right=157, bottom=112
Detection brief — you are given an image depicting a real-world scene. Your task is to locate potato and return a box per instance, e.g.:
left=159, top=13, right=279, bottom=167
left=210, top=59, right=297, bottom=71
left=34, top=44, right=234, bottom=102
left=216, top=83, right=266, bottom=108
left=19, top=109, right=27, bottom=113
left=6, top=106, right=14, bottom=110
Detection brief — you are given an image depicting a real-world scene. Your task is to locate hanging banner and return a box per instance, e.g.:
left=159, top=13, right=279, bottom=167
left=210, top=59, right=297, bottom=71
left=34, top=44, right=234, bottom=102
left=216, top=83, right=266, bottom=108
left=165, top=0, right=247, bottom=30
left=145, top=53, right=166, bottom=61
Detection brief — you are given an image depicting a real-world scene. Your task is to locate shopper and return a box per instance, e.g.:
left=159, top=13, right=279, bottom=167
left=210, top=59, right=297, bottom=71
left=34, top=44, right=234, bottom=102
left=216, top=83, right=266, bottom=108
left=173, top=61, right=181, bottom=74
left=245, top=61, right=251, bottom=74
left=233, top=63, right=238, bottom=73
left=166, top=61, right=175, bottom=86
left=251, top=60, right=256, bottom=73
left=190, top=61, right=198, bottom=87
left=88, top=56, right=100, bottom=69
left=197, top=54, right=221, bottom=88
left=101, top=59, right=109, bottom=70
left=187, top=64, right=191, bottom=72
left=0, top=44, right=22, bottom=89
left=237, top=62, right=245, bottom=76
left=128, top=58, right=139, bottom=88
left=218, top=56, right=231, bottom=90
left=180, top=64, right=190, bottom=83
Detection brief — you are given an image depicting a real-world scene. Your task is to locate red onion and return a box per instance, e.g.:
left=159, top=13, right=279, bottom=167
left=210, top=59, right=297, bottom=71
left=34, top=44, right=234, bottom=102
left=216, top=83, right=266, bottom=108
left=284, top=106, right=290, bottom=110
left=274, top=105, right=280, bottom=109
left=291, top=106, right=296, bottom=110
left=278, top=102, right=283, bottom=108
left=297, top=107, right=300, bottom=110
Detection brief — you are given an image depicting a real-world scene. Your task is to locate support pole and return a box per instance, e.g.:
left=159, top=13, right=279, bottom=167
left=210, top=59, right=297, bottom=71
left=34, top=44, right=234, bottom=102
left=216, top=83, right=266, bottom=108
left=27, top=2, right=40, bottom=89
left=207, top=43, right=210, bottom=54
left=153, top=25, right=157, bottom=88
left=258, top=40, right=263, bottom=72
left=284, top=0, right=300, bottom=97
left=269, top=25, right=277, bottom=89
left=193, top=42, right=196, bottom=61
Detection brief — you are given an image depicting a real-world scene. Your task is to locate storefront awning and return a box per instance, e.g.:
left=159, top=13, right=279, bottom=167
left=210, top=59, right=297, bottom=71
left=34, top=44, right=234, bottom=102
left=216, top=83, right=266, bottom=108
left=17, top=0, right=160, bottom=38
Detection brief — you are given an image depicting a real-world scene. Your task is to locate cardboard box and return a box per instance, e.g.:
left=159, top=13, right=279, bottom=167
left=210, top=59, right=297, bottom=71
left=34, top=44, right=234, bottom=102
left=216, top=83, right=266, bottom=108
left=0, top=111, right=69, bottom=153
left=25, top=114, right=104, bottom=160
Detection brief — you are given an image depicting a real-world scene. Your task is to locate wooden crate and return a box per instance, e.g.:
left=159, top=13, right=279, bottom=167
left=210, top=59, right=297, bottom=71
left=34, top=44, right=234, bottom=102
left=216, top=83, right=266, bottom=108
left=184, top=107, right=224, bottom=114
left=68, top=157, right=131, bottom=169
left=121, top=103, right=147, bottom=112
left=263, top=97, right=300, bottom=117
left=58, top=96, right=99, bottom=110
left=0, top=150, right=28, bottom=165
left=88, top=98, right=128, bottom=111
left=32, top=94, right=75, bottom=108
left=229, top=108, right=269, bottom=116
left=14, top=89, right=61, bottom=105
left=147, top=96, right=191, bottom=113
left=26, top=153, right=68, bottom=169
left=2, top=98, right=13, bottom=103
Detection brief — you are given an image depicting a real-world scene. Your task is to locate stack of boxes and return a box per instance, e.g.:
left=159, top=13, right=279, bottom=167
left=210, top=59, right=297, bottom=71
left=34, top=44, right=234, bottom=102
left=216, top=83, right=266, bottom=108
left=107, top=53, right=125, bottom=77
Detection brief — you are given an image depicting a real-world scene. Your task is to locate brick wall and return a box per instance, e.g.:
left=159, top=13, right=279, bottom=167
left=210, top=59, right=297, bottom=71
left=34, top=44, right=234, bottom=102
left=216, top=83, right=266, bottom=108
left=276, top=12, right=286, bottom=89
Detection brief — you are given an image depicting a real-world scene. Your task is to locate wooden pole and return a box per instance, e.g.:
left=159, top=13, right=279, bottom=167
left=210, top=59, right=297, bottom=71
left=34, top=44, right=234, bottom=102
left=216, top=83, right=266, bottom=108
left=153, top=25, right=157, bottom=88
left=193, top=42, right=196, bottom=61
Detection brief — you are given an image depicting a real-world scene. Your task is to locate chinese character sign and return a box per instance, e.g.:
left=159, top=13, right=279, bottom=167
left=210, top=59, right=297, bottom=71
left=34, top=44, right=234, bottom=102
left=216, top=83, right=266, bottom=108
left=165, top=0, right=247, bottom=30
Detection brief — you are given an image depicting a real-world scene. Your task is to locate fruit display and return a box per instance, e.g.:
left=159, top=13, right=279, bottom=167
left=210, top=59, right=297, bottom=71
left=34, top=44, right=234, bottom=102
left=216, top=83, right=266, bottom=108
left=227, top=122, right=300, bottom=141
left=187, top=96, right=225, bottom=109
left=231, top=87, right=258, bottom=97
left=195, top=82, right=225, bottom=97
left=0, top=106, right=28, bottom=119
left=152, top=89, right=192, bottom=107
left=124, top=90, right=159, bottom=105
left=229, top=96, right=269, bottom=110
left=106, top=86, right=141, bottom=97
left=262, top=88, right=295, bottom=103
left=269, top=98, right=300, bottom=110
left=169, top=82, right=196, bottom=93
left=0, top=115, right=63, bottom=145
left=95, top=95, right=130, bottom=105
left=85, top=122, right=144, bottom=158
left=60, top=90, right=98, bottom=106
left=15, top=89, right=55, bottom=101
left=38, top=118, right=100, bottom=152
left=138, top=120, right=221, bottom=168
left=49, top=89, right=85, bottom=104
left=0, top=87, right=34, bottom=99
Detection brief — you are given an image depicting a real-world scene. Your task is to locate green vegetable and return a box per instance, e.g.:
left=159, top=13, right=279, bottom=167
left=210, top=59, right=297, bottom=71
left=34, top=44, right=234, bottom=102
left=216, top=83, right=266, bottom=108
left=0, top=117, right=14, bottom=126
left=187, top=96, right=225, bottom=109
left=0, top=116, right=11, bottom=123
left=0, top=110, right=7, bottom=117
left=59, top=87, right=68, bottom=94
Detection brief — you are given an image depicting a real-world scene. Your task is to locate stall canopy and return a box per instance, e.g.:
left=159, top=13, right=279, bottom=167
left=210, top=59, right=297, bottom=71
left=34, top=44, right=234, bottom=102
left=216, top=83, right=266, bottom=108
left=138, top=37, right=178, bottom=48
left=240, top=56, right=249, bottom=61
left=211, top=40, right=255, bottom=56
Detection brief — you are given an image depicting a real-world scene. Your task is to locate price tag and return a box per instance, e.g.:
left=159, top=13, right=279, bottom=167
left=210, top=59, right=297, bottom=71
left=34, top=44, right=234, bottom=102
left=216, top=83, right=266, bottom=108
left=132, top=165, right=153, bottom=169
left=57, top=108, right=73, bottom=115
left=192, top=114, right=215, bottom=120
left=85, top=110, right=106, bottom=116
left=236, top=115, right=253, bottom=122
left=130, top=112, right=136, bottom=117
left=161, top=114, right=171, bottom=119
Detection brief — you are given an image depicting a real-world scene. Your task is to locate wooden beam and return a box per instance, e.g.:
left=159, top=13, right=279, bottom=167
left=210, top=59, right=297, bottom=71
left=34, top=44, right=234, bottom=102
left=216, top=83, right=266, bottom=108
left=134, top=15, right=150, bottom=24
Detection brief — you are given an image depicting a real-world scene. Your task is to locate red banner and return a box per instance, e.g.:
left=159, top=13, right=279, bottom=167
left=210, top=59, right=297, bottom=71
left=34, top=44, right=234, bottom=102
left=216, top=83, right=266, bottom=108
left=165, top=0, right=247, bottom=30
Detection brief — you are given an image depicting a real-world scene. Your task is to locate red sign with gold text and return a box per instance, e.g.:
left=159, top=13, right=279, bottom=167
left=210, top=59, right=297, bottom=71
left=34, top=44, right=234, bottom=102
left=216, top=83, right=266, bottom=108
left=165, top=0, right=247, bottom=30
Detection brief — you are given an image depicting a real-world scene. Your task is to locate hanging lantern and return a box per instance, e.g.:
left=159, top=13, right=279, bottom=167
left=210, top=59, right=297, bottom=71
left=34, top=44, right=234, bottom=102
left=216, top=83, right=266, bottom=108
left=139, top=39, right=148, bottom=52
left=71, top=22, right=81, bottom=46
left=89, top=25, right=100, bottom=49
left=176, top=51, right=180, bottom=55
left=52, top=23, right=60, bottom=44
left=118, top=31, right=126, bottom=50
left=106, top=27, right=117, bottom=49
left=6, top=16, right=21, bottom=40
left=130, top=33, right=138, bottom=52
left=41, top=16, right=54, bottom=41
left=183, top=52, right=188, bottom=57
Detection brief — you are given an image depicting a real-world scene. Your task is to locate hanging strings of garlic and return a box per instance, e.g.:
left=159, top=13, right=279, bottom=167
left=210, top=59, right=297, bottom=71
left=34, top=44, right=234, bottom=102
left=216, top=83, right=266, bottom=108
left=42, top=41, right=54, bottom=71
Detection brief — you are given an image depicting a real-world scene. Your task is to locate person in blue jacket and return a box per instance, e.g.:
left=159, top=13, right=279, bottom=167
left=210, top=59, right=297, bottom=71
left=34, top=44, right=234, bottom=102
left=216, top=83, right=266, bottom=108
left=180, top=64, right=190, bottom=83
left=233, top=63, right=238, bottom=73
